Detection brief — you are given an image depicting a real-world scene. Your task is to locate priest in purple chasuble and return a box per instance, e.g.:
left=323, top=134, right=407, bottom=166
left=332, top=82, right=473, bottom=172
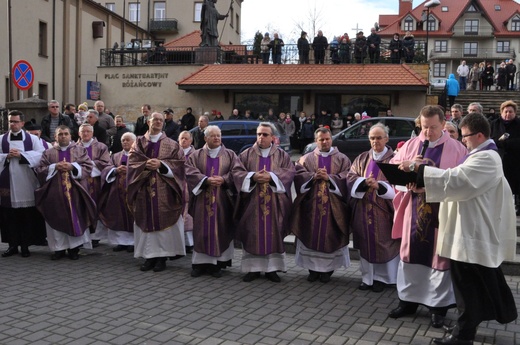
left=179, top=130, right=196, bottom=253
left=233, top=122, right=295, bottom=283
left=127, top=112, right=186, bottom=273
left=98, top=132, right=136, bottom=252
left=35, top=125, right=97, bottom=260
left=290, top=128, right=351, bottom=284
left=0, top=111, right=46, bottom=258
left=77, top=124, right=111, bottom=246
left=347, top=123, right=399, bottom=293
left=185, top=126, right=239, bottom=278
left=388, top=106, right=468, bottom=328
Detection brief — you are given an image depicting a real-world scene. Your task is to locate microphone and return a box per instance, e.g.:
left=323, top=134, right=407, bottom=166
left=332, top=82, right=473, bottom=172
left=420, top=140, right=429, bottom=157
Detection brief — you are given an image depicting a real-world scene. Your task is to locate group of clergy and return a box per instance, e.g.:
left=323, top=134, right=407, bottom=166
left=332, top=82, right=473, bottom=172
left=0, top=104, right=517, bottom=345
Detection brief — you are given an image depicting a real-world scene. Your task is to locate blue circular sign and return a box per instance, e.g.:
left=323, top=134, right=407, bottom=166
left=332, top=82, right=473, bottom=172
left=12, top=60, right=34, bottom=91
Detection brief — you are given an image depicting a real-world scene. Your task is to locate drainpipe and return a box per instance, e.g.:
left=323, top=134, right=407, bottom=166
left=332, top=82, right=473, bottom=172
left=52, top=0, right=56, bottom=99
left=8, top=0, right=13, bottom=101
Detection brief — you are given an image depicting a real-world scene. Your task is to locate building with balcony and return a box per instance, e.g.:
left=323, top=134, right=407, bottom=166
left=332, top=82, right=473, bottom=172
left=378, top=0, right=520, bottom=79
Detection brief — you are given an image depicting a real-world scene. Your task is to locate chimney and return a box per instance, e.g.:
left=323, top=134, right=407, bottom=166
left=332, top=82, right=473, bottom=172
left=399, top=0, right=413, bottom=17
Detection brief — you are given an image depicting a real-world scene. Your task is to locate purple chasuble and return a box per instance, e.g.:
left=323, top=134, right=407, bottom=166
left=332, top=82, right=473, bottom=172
left=361, top=158, right=384, bottom=261
left=257, top=156, right=273, bottom=254
left=312, top=155, right=332, bottom=252
left=409, top=142, right=443, bottom=267
left=144, top=141, right=163, bottom=231
left=0, top=133, right=33, bottom=207
left=203, top=155, right=220, bottom=256
left=84, top=146, right=97, bottom=201
left=58, top=149, right=83, bottom=236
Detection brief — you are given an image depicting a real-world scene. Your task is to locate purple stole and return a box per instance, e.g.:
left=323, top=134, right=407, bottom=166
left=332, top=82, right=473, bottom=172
left=362, top=158, right=384, bottom=261
left=203, top=155, right=220, bottom=256
left=117, top=154, right=133, bottom=233
left=257, top=156, right=273, bottom=254
left=409, top=142, right=443, bottom=267
left=144, top=141, right=162, bottom=231
left=0, top=133, right=33, bottom=207
left=84, top=145, right=99, bottom=202
left=58, top=149, right=83, bottom=236
left=459, top=142, right=498, bottom=164
left=42, top=140, right=49, bottom=149
left=312, top=155, right=332, bottom=252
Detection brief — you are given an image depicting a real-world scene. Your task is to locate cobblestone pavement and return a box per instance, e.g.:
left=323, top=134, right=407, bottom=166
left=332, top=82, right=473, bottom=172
left=0, top=243, right=518, bottom=345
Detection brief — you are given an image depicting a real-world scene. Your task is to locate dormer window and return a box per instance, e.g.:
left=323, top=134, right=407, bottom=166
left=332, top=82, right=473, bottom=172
left=512, top=15, right=520, bottom=31
left=427, top=15, right=437, bottom=31
left=441, top=6, right=448, bottom=12
left=404, top=16, right=414, bottom=31
left=495, top=5, right=501, bottom=11
left=467, top=4, right=478, bottom=12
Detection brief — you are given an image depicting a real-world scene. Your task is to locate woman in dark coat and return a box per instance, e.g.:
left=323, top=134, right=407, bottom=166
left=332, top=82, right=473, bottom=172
left=497, top=62, right=507, bottom=91
left=388, top=33, right=402, bottom=64
left=402, top=31, right=415, bottom=63
left=483, top=62, right=495, bottom=90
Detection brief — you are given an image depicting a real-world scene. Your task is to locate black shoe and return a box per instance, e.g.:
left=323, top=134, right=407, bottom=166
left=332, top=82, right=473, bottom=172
left=2, top=246, right=19, bottom=257
left=51, top=250, right=66, bottom=260
left=243, top=272, right=261, bottom=282
left=265, top=271, right=281, bottom=283
left=112, top=245, right=127, bottom=252
left=358, top=282, right=372, bottom=290
left=140, top=258, right=157, bottom=271
left=210, top=268, right=222, bottom=278
left=372, top=280, right=385, bottom=293
left=20, top=246, right=30, bottom=258
left=126, top=245, right=134, bottom=253
left=319, top=271, right=333, bottom=283
left=388, top=304, right=417, bottom=319
left=431, top=314, right=445, bottom=328
left=168, top=255, right=184, bottom=260
left=443, top=324, right=458, bottom=334
left=433, top=334, right=473, bottom=345
left=191, top=268, right=203, bottom=277
left=91, top=240, right=100, bottom=248
left=153, top=259, right=167, bottom=272
left=68, top=247, right=80, bottom=260
left=307, top=270, right=320, bottom=282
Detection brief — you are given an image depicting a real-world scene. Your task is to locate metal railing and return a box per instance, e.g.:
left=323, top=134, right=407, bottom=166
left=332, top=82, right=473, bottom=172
left=99, top=42, right=427, bottom=66
left=429, top=48, right=515, bottom=60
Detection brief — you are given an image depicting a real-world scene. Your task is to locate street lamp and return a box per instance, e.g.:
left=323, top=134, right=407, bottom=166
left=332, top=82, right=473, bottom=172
left=424, top=0, right=441, bottom=62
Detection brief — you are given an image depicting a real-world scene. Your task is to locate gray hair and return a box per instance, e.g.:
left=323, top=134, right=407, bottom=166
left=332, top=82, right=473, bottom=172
left=314, top=127, right=331, bottom=139
left=88, top=109, right=99, bottom=118
left=368, top=122, right=389, bottom=137
left=121, top=132, right=136, bottom=142
left=79, top=124, right=94, bottom=132
left=444, top=121, right=458, bottom=132
left=467, top=102, right=483, bottom=114
left=258, top=122, right=278, bottom=136
left=179, top=130, right=193, bottom=140
left=48, top=100, right=59, bottom=106
left=199, top=115, right=209, bottom=123
left=204, top=125, right=221, bottom=137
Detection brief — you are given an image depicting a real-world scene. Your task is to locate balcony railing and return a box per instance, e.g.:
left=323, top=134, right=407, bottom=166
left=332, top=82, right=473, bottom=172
left=149, top=18, right=178, bottom=33
left=100, top=42, right=431, bottom=66
left=429, top=47, right=515, bottom=60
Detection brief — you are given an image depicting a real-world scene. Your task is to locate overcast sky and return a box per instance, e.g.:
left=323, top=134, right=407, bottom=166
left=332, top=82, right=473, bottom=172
left=240, top=0, right=399, bottom=44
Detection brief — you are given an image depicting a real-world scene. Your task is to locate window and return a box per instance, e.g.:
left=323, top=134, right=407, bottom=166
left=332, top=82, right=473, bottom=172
left=38, top=83, right=48, bottom=101
left=497, top=41, right=510, bottom=53
left=463, top=42, right=478, bottom=56
left=229, top=7, right=234, bottom=28
left=39, top=21, right=48, bottom=57
left=495, top=5, right=501, bottom=11
left=236, top=14, right=239, bottom=34
left=467, top=4, right=477, bottom=12
left=105, top=3, right=115, bottom=11
left=154, top=2, right=165, bottom=20
left=464, top=19, right=479, bottom=35
left=194, top=2, right=202, bottom=22
left=404, top=17, right=413, bottom=31
left=434, top=40, right=447, bottom=52
left=129, top=3, right=140, bottom=22
left=427, top=15, right=436, bottom=31
left=433, top=63, right=447, bottom=77
left=220, top=123, right=244, bottom=136
left=441, top=6, right=448, bottom=12
left=512, top=16, right=520, bottom=31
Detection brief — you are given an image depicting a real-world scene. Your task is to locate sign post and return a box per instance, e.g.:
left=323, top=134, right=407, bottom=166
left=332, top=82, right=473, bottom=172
left=11, top=60, right=34, bottom=99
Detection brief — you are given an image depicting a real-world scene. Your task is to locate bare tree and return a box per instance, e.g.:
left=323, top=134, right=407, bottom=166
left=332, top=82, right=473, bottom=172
left=292, top=1, right=325, bottom=40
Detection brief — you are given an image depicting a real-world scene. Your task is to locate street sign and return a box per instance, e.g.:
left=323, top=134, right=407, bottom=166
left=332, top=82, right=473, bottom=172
left=12, top=60, right=34, bottom=91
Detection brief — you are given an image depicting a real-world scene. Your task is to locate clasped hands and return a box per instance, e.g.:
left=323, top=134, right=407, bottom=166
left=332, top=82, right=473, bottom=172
left=253, top=168, right=271, bottom=184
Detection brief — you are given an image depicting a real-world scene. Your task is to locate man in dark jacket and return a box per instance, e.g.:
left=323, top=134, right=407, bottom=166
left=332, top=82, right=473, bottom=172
left=297, top=31, right=310, bottom=64
left=41, top=100, right=76, bottom=142
left=268, top=33, right=284, bottom=64
left=312, top=30, right=328, bottom=64
left=134, top=104, right=151, bottom=136
left=189, top=115, right=210, bottom=149
left=163, top=108, right=180, bottom=141
left=354, top=31, right=367, bottom=64
left=180, top=107, right=196, bottom=131
left=505, top=59, right=517, bottom=91
left=110, top=115, right=131, bottom=153
left=85, top=110, right=107, bottom=145
left=367, top=28, right=381, bottom=63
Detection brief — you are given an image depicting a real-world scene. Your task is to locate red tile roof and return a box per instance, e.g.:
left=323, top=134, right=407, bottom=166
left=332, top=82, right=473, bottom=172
left=378, top=0, right=520, bottom=38
left=164, top=31, right=201, bottom=48
left=176, top=64, right=428, bottom=90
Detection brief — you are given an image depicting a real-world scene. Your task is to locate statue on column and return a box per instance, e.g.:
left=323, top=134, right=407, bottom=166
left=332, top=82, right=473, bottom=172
left=200, top=0, right=229, bottom=47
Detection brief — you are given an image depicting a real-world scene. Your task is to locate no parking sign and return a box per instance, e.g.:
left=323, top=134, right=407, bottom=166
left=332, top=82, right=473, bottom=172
left=12, top=60, right=34, bottom=91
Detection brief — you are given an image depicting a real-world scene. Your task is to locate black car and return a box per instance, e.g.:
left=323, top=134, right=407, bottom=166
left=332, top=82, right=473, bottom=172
left=210, top=120, right=290, bottom=154
left=304, top=117, right=416, bottom=160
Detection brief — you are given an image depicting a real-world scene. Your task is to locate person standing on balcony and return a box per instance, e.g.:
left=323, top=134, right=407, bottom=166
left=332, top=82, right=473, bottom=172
left=402, top=31, right=415, bottom=63
left=468, top=63, right=480, bottom=90
left=200, top=0, right=228, bottom=47
left=354, top=31, right=367, bottom=64
left=482, top=62, right=495, bottom=91
left=389, top=33, right=402, bottom=64
left=260, top=33, right=270, bottom=64
left=457, top=60, right=470, bottom=91
left=297, top=31, right=310, bottom=64
left=268, top=33, right=284, bottom=64
left=367, top=28, right=381, bottom=64
left=312, top=30, right=328, bottom=64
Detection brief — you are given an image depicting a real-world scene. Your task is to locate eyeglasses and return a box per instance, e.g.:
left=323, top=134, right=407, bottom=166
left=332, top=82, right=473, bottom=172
left=257, top=133, right=271, bottom=137
left=8, top=120, right=21, bottom=123
left=461, top=132, right=478, bottom=138
left=49, top=106, right=59, bottom=108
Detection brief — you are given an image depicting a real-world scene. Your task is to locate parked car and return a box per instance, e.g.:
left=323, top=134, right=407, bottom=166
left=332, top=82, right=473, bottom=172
left=430, top=78, right=447, bottom=90
left=210, top=120, right=290, bottom=154
left=303, top=117, right=416, bottom=161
